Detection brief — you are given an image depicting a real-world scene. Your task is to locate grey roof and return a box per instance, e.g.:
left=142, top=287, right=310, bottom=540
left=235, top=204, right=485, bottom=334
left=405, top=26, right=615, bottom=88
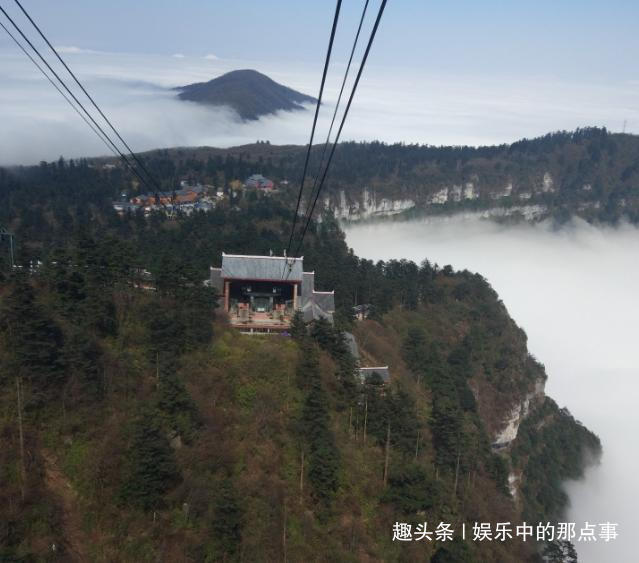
left=301, top=271, right=315, bottom=302
left=359, top=367, right=390, bottom=384
left=353, top=304, right=372, bottom=314
left=300, top=271, right=335, bottom=323
left=313, top=292, right=335, bottom=313
left=113, top=202, right=139, bottom=210
left=245, top=174, right=273, bottom=188
left=301, top=299, right=334, bottom=324
left=221, top=253, right=303, bottom=282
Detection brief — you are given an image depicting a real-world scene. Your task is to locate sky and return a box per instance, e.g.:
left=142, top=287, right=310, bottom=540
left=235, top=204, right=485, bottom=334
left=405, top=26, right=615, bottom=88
left=344, top=216, right=639, bottom=562
left=1, top=1, right=639, bottom=164
left=4, top=0, right=639, bottom=78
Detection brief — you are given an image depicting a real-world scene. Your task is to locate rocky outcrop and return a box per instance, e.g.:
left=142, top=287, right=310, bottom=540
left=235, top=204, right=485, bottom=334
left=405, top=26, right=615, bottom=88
left=493, top=378, right=545, bottom=449
left=330, top=188, right=415, bottom=220
left=327, top=171, right=562, bottom=223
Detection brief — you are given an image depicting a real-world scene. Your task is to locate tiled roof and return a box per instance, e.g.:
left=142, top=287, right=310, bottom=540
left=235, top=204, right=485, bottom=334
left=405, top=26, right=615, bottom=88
left=221, top=253, right=303, bottom=282
left=313, top=292, right=335, bottom=313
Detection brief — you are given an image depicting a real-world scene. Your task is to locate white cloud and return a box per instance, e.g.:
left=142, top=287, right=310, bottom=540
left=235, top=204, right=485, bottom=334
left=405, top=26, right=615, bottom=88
left=0, top=48, right=638, bottom=165
left=54, top=45, right=99, bottom=55
left=204, top=53, right=218, bottom=60
left=172, top=53, right=185, bottom=58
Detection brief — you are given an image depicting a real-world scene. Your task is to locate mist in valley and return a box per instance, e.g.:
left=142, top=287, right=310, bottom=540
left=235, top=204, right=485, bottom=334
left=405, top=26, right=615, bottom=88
left=344, top=216, right=639, bottom=562
left=1, top=48, right=638, bottom=165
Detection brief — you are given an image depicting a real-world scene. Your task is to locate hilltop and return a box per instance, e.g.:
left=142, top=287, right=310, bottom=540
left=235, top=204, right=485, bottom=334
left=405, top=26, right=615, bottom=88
left=122, top=128, right=639, bottom=225
left=175, top=69, right=317, bottom=121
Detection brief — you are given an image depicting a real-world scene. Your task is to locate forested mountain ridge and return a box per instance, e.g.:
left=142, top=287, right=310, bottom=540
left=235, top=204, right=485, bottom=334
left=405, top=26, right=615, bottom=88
left=0, top=156, right=600, bottom=560
left=111, top=127, right=639, bottom=224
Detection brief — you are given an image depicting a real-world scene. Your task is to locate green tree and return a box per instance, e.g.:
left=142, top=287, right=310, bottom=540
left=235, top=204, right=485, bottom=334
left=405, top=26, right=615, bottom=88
left=543, top=540, right=578, bottom=562
left=63, top=329, right=104, bottom=402
left=2, top=275, right=65, bottom=393
left=383, top=464, right=439, bottom=514
left=157, top=369, right=201, bottom=443
left=431, top=538, right=474, bottom=562
left=289, top=310, right=306, bottom=341
left=298, top=341, right=340, bottom=507
left=211, top=478, right=243, bottom=559
left=121, top=410, right=181, bottom=510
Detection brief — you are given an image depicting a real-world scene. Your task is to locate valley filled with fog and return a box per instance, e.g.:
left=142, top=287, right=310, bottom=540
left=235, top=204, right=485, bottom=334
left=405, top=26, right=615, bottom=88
left=344, top=216, right=639, bottom=562
left=1, top=48, right=638, bottom=165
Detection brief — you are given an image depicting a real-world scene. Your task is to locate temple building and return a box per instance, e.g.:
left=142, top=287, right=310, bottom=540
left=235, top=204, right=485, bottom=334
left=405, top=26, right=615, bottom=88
left=208, top=253, right=335, bottom=333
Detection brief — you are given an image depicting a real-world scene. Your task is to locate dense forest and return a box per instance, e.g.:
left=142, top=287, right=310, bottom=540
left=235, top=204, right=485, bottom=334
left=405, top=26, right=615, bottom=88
left=0, top=156, right=600, bottom=561
left=95, top=127, right=639, bottom=225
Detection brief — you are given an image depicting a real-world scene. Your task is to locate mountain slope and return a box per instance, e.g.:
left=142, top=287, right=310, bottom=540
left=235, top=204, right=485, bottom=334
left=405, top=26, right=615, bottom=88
left=175, top=69, right=317, bottom=120
left=0, top=162, right=601, bottom=561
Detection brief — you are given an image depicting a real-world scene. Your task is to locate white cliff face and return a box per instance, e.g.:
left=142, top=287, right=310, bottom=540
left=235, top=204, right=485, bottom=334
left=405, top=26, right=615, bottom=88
left=491, top=183, right=513, bottom=200
left=331, top=175, right=560, bottom=222
left=542, top=172, right=555, bottom=193
left=513, top=205, right=547, bottom=221
left=468, top=205, right=547, bottom=222
left=493, top=378, right=546, bottom=449
left=508, top=471, right=521, bottom=502
left=450, top=184, right=463, bottom=202
left=429, top=183, right=479, bottom=205
left=429, top=188, right=449, bottom=204
left=332, top=188, right=415, bottom=220
left=493, top=403, right=523, bottom=447
left=464, top=182, right=479, bottom=200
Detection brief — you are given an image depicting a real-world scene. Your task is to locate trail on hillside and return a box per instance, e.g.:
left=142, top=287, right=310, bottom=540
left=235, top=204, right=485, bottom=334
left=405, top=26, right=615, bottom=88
left=42, top=450, right=88, bottom=561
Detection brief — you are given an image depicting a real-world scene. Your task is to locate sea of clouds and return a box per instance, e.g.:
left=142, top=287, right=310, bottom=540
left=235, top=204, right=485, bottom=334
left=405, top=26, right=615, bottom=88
left=344, top=216, right=639, bottom=563
left=1, top=47, right=639, bottom=165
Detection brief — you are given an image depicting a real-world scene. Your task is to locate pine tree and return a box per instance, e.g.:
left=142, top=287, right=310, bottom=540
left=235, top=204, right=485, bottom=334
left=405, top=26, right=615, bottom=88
left=298, top=341, right=339, bottom=507
left=430, top=538, right=473, bottom=562
left=309, top=317, right=335, bottom=351
left=383, top=463, right=438, bottom=514
left=63, top=329, right=104, bottom=402
left=121, top=410, right=181, bottom=511
left=2, top=275, right=65, bottom=392
left=543, top=540, right=579, bottom=562
left=289, top=310, right=306, bottom=341
left=157, top=368, right=201, bottom=443
left=402, top=327, right=427, bottom=384
left=211, top=478, right=243, bottom=558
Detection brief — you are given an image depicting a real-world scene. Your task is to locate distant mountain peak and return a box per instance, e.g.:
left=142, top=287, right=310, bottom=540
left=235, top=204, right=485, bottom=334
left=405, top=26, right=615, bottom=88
left=175, top=69, right=317, bottom=121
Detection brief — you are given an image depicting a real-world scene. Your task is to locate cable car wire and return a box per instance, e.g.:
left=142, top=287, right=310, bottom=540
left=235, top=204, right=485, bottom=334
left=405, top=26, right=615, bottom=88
left=299, top=0, right=370, bottom=235
left=292, top=0, right=388, bottom=259
left=12, top=0, right=164, bottom=194
left=0, top=4, right=159, bottom=196
left=0, top=18, right=117, bottom=158
left=284, top=0, right=343, bottom=257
